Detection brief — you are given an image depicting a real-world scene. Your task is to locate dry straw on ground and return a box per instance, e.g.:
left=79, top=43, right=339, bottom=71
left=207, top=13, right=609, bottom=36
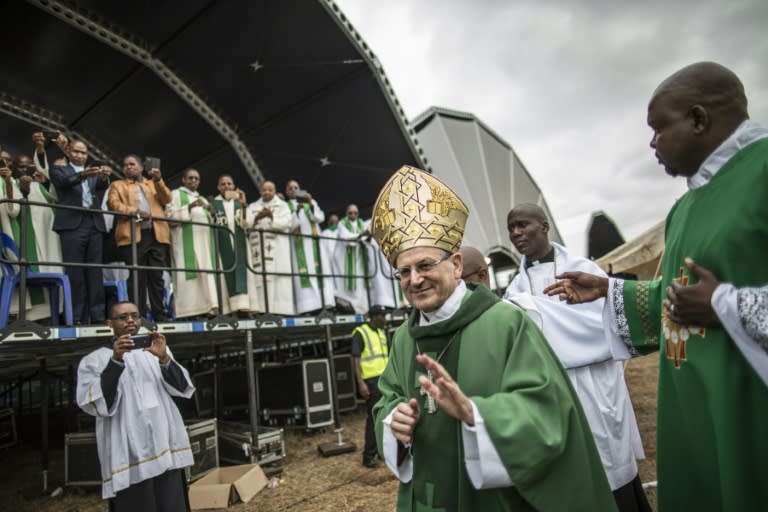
left=0, top=354, right=660, bottom=511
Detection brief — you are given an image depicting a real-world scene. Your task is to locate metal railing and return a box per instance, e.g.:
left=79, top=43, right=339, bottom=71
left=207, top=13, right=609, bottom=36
left=0, top=196, right=403, bottom=332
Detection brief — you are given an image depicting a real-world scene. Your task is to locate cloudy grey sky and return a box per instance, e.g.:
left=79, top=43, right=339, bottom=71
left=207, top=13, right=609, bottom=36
left=335, top=0, right=768, bottom=256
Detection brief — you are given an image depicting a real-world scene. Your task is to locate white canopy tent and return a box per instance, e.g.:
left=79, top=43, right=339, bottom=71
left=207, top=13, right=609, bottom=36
left=413, top=107, right=564, bottom=272
left=596, top=220, right=665, bottom=280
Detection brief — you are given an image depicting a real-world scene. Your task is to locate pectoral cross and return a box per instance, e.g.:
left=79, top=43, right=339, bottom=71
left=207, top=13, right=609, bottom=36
left=419, top=369, right=437, bottom=414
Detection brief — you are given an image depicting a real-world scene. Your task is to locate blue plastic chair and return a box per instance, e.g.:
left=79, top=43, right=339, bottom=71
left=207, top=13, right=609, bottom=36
left=0, top=233, right=74, bottom=327
left=103, top=278, right=129, bottom=302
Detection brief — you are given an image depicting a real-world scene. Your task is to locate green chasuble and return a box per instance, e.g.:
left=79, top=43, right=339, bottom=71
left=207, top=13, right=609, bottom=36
left=622, top=138, right=768, bottom=511
left=374, top=284, right=615, bottom=512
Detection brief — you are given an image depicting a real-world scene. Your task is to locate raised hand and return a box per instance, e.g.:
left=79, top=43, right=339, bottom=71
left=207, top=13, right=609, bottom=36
left=146, top=332, right=170, bottom=364
left=416, top=353, right=474, bottom=425
left=543, top=271, right=609, bottom=304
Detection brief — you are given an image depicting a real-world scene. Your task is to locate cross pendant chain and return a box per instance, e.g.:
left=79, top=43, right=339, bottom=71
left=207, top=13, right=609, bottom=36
left=419, top=369, right=438, bottom=414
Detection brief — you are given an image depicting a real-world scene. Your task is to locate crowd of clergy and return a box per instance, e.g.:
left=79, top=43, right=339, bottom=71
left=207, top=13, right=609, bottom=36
left=0, top=133, right=403, bottom=325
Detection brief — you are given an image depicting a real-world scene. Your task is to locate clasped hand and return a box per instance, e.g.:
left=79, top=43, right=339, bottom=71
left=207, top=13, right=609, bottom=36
left=389, top=354, right=474, bottom=445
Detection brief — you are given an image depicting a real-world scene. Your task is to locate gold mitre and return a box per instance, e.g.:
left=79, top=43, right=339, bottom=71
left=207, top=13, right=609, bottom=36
left=371, top=165, right=469, bottom=264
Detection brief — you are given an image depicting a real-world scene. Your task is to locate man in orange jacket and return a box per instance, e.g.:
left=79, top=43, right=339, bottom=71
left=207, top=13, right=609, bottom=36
left=108, top=155, right=172, bottom=322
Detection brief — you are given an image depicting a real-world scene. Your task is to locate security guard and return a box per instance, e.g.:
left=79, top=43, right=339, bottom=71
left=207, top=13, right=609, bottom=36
left=351, top=304, right=389, bottom=468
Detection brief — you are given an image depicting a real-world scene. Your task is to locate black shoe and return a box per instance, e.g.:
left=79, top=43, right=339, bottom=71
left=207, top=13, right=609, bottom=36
left=362, top=457, right=379, bottom=468
left=153, top=314, right=171, bottom=323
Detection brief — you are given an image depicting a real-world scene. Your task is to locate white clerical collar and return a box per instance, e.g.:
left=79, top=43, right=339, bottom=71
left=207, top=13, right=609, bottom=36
left=180, top=186, right=197, bottom=195
left=419, top=280, right=468, bottom=326
left=688, top=119, right=768, bottom=190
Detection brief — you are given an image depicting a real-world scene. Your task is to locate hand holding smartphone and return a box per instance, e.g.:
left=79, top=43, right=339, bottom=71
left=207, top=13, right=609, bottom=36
left=129, top=334, right=153, bottom=350
left=144, top=156, right=161, bottom=171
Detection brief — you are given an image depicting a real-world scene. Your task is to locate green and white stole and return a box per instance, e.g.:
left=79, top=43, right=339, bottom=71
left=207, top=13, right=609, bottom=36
left=342, top=217, right=365, bottom=291
left=4, top=180, right=49, bottom=304
left=178, top=189, right=215, bottom=280
left=212, top=198, right=248, bottom=296
left=288, top=200, right=321, bottom=288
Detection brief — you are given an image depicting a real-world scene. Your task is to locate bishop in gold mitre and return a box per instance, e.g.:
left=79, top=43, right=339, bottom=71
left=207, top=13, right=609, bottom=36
left=371, top=165, right=469, bottom=264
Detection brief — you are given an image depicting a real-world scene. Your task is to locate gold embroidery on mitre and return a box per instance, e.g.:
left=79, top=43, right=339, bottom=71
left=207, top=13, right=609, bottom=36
left=663, top=266, right=706, bottom=368
left=371, top=166, right=469, bottom=264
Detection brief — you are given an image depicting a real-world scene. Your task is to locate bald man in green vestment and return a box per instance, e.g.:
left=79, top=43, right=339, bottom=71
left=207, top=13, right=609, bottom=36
left=546, top=62, right=768, bottom=511
left=370, top=166, right=616, bottom=512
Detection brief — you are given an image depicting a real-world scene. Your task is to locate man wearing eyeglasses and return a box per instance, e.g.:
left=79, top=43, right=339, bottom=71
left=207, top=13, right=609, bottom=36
left=370, top=166, right=615, bottom=511
left=76, top=301, right=194, bottom=511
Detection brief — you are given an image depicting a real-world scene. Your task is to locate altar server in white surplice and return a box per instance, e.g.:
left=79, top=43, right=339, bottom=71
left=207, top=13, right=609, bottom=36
left=248, top=180, right=295, bottom=316
left=503, top=203, right=649, bottom=511
left=76, top=301, right=194, bottom=510
left=285, top=180, right=335, bottom=314
left=166, top=168, right=219, bottom=319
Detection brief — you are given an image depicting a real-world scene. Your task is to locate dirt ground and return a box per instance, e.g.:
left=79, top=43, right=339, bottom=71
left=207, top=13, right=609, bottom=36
left=0, top=354, right=659, bottom=511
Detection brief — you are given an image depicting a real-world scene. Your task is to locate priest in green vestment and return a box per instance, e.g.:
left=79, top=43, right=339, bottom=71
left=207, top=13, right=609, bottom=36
left=370, top=165, right=616, bottom=512
left=545, top=62, right=768, bottom=511
left=212, top=174, right=260, bottom=316
left=166, top=169, right=218, bottom=319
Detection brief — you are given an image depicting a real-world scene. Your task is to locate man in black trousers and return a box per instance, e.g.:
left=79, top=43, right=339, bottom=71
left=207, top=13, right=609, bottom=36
left=50, top=140, right=111, bottom=324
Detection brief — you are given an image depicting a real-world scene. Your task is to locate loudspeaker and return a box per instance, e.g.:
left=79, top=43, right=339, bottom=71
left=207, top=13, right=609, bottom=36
left=303, top=359, right=333, bottom=428
left=192, top=369, right=216, bottom=417
left=185, top=418, right=218, bottom=482
left=0, top=408, right=17, bottom=449
left=65, top=433, right=101, bottom=486
left=333, top=355, right=358, bottom=412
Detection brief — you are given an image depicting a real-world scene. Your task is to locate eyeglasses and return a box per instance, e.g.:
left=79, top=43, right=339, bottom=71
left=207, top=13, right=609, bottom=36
left=110, top=312, right=141, bottom=321
left=394, top=253, right=452, bottom=280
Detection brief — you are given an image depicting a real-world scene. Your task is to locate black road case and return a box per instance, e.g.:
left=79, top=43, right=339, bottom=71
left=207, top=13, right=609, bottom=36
left=217, top=421, right=285, bottom=466
left=258, top=359, right=334, bottom=428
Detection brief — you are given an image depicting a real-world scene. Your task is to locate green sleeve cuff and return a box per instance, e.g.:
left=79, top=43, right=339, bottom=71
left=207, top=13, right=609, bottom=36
left=624, top=279, right=662, bottom=352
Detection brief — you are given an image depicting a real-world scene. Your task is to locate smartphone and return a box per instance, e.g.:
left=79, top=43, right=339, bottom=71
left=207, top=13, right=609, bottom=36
left=224, top=190, right=240, bottom=201
left=144, top=156, right=161, bottom=170
left=42, top=130, right=60, bottom=140
left=129, top=333, right=153, bottom=350
left=88, top=160, right=104, bottom=169
left=0, top=158, right=8, bottom=169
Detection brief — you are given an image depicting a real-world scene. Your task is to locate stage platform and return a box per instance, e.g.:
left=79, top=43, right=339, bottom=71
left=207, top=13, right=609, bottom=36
left=0, top=311, right=408, bottom=379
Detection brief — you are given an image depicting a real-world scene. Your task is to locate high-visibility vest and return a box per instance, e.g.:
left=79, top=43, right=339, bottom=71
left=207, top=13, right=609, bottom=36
left=353, top=323, right=389, bottom=380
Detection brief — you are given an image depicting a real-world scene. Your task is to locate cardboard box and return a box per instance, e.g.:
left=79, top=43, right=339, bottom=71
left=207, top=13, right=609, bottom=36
left=188, top=464, right=268, bottom=510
